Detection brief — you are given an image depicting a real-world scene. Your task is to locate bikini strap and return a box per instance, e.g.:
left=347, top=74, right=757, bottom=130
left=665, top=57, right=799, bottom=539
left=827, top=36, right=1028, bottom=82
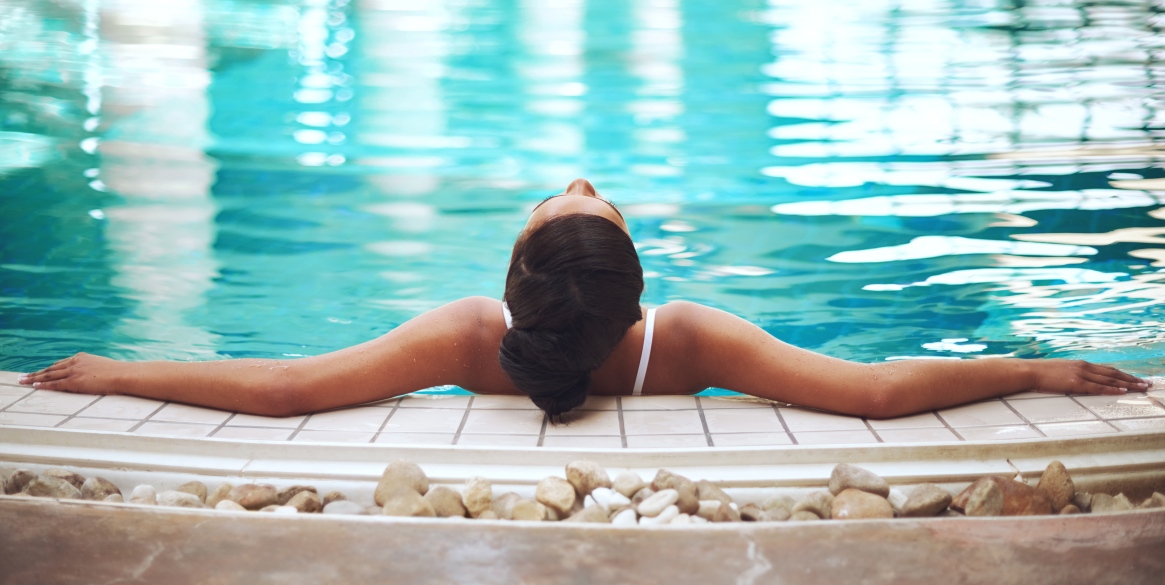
left=502, top=302, right=513, bottom=329
left=631, top=308, right=656, bottom=396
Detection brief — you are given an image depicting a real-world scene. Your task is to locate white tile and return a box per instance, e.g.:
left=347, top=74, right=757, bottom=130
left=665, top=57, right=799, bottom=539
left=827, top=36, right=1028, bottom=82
left=375, top=432, right=455, bottom=446
left=0, top=386, right=32, bottom=409
left=134, top=422, right=216, bottom=438
left=0, top=412, right=67, bottom=427
left=301, top=407, right=390, bottom=432
left=954, top=425, right=1040, bottom=441
left=541, top=435, right=624, bottom=449
left=456, top=434, right=539, bottom=447
left=225, top=413, right=306, bottom=429
left=7, top=390, right=98, bottom=415
left=621, top=409, right=704, bottom=435
left=544, top=410, right=621, bottom=436
left=1073, top=394, right=1165, bottom=420
left=212, top=427, right=294, bottom=441
left=876, top=427, right=960, bottom=444
left=626, top=434, right=709, bottom=448
left=1006, top=397, right=1096, bottom=424
left=292, top=430, right=376, bottom=443
left=711, top=432, right=793, bottom=447
left=702, top=408, right=782, bottom=434
left=396, top=395, right=471, bottom=409
left=937, top=400, right=1023, bottom=428
left=1036, top=421, right=1118, bottom=438
left=578, top=395, right=618, bottom=410
left=471, top=395, right=538, bottom=409
left=78, top=395, right=165, bottom=420
left=778, top=408, right=867, bottom=432
left=1109, top=418, right=1165, bottom=432
left=382, top=408, right=464, bottom=434
left=0, top=371, right=24, bottom=385
left=621, top=396, right=700, bottom=410
left=793, top=430, right=879, bottom=445
left=866, top=412, right=945, bottom=430
left=149, top=403, right=232, bottom=425
left=58, top=417, right=138, bottom=432
left=460, top=409, right=545, bottom=435
left=699, top=397, right=776, bottom=409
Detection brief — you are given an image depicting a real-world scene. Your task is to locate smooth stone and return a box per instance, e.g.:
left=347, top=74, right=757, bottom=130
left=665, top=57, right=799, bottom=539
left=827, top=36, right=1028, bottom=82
left=792, top=492, right=833, bottom=519
left=566, top=504, right=610, bottom=523
left=1139, top=492, right=1165, bottom=509
left=462, top=476, right=493, bottom=518
left=103, top=494, right=123, bottom=503
left=762, top=494, right=795, bottom=514
left=611, top=508, right=638, bottom=526
left=286, top=490, right=322, bottom=513
left=424, top=486, right=467, bottom=518
left=129, top=485, right=157, bottom=505
left=535, top=476, right=577, bottom=515
left=43, top=468, right=85, bottom=490
left=713, top=502, right=741, bottom=523
left=0, top=471, right=7, bottom=495
left=696, top=480, right=733, bottom=505
left=940, top=509, right=965, bottom=517
left=829, top=463, right=889, bottom=498
left=476, top=510, right=499, bottom=520
left=321, top=491, right=347, bottom=507
left=25, top=476, right=82, bottom=500
left=206, top=483, right=233, bottom=508
left=590, top=487, right=630, bottom=510
left=887, top=488, right=908, bottom=513
left=673, top=480, right=700, bottom=515
left=176, top=481, right=208, bottom=503
left=739, top=504, right=764, bottom=522
left=638, top=505, right=680, bottom=526
left=1091, top=493, right=1132, bottom=514
left=158, top=490, right=204, bottom=508
left=761, top=508, right=790, bottom=522
left=631, top=487, right=655, bottom=506
left=637, top=489, right=679, bottom=517
left=832, top=488, right=894, bottom=520
left=963, top=479, right=1003, bottom=517
left=259, top=505, right=280, bottom=512
left=215, top=500, right=247, bottom=512
left=691, top=516, right=709, bottom=524
left=381, top=486, right=435, bottom=517
left=1060, top=504, right=1081, bottom=515
left=565, top=460, right=611, bottom=497
left=511, top=499, right=547, bottom=522
left=80, top=477, right=121, bottom=501
left=696, top=500, right=722, bottom=521
left=670, top=513, right=692, bottom=525
left=366, top=506, right=384, bottom=516
left=491, top=492, right=522, bottom=520
left=228, top=484, right=279, bottom=510
left=612, top=471, right=646, bottom=499
left=1035, top=461, right=1074, bottom=512
left=6, top=470, right=35, bottom=494
left=375, top=460, right=429, bottom=506
left=789, top=510, right=820, bottom=521
left=271, top=506, right=298, bottom=515
left=1072, top=492, right=1092, bottom=513
left=545, top=507, right=561, bottom=522
left=276, top=485, right=317, bottom=506
left=322, top=500, right=367, bottom=515
left=954, top=477, right=1051, bottom=516
left=650, top=469, right=685, bottom=492
left=901, top=484, right=953, bottom=518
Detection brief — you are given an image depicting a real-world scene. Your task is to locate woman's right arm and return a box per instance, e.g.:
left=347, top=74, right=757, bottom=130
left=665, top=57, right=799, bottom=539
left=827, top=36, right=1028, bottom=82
left=19, top=296, right=517, bottom=416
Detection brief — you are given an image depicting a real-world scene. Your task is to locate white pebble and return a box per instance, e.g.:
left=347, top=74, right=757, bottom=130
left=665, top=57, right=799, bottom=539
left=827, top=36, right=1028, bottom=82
left=637, top=488, right=679, bottom=517
left=729, top=502, right=738, bottom=511
left=696, top=500, right=722, bottom=520
left=670, top=513, right=692, bottom=525
left=611, top=508, right=638, bottom=526
left=888, top=488, right=908, bottom=512
left=591, top=487, right=625, bottom=509
left=216, top=500, right=246, bottom=511
left=129, top=485, right=157, bottom=505
left=691, top=515, right=709, bottom=524
left=271, top=506, right=298, bottom=514
left=584, top=494, right=600, bottom=511
left=638, top=505, right=680, bottom=525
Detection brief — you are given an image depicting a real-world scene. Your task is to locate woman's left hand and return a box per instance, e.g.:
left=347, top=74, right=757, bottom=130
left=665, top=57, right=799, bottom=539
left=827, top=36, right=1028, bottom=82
left=1028, top=359, right=1149, bottom=396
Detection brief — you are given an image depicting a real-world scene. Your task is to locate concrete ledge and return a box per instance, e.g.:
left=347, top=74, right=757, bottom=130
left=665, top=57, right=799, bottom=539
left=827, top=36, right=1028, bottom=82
left=2, top=497, right=1162, bottom=585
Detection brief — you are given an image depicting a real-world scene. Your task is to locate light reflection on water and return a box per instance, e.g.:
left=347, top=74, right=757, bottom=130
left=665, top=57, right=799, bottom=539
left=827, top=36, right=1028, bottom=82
left=1, top=0, right=1164, bottom=378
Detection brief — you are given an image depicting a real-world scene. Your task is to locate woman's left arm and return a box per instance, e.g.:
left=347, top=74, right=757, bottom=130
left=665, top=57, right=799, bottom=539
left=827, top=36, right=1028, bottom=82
left=664, top=302, right=1149, bottom=419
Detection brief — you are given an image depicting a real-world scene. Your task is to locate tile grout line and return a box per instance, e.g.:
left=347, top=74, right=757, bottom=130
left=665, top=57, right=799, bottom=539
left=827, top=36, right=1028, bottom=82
left=694, top=397, right=714, bottom=447
left=1000, top=399, right=1046, bottom=438
left=127, top=401, right=172, bottom=433
left=0, top=385, right=37, bottom=413
left=50, top=395, right=103, bottom=429
left=616, top=397, right=627, bottom=449
left=1067, top=395, right=1120, bottom=432
left=286, top=412, right=314, bottom=442
left=451, top=396, right=475, bottom=446
left=861, top=417, right=884, bottom=443
left=771, top=404, right=797, bottom=446
left=208, top=412, right=239, bottom=438
left=933, top=410, right=966, bottom=441
left=370, top=399, right=403, bottom=444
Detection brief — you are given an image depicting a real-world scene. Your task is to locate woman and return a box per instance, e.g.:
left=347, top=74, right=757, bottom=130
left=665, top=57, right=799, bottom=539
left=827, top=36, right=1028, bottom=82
left=19, top=179, right=1150, bottom=420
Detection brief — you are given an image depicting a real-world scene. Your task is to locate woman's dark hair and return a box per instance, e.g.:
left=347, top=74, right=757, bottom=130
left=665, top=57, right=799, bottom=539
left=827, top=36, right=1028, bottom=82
left=500, top=213, right=644, bottom=420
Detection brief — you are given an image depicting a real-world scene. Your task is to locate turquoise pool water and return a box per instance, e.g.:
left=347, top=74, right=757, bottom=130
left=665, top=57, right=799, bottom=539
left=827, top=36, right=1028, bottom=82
left=1, top=0, right=1164, bottom=381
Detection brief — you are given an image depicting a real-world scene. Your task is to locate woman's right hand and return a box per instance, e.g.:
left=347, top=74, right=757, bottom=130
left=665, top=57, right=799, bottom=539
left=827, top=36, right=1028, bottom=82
left=1028, top=359, right=1149, bottom=396
left=18, top=353, right=122, bottom=395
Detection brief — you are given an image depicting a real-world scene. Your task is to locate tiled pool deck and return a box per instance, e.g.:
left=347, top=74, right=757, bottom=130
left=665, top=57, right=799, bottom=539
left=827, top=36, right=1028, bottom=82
left=2, top=370, right=1163, bottom=449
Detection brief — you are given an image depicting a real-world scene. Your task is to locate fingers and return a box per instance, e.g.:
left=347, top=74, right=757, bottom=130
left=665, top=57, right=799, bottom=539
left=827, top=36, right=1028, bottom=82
left=1080, top=372, right=1135, bottom=395
left=19, top=357, right=76, bottom=385
left=1087, top=363, right=1146, bottom=387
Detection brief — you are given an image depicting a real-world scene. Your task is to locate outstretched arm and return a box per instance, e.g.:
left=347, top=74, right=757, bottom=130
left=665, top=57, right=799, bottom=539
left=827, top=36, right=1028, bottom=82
left=668, top=302, right=1149, bottom=419
left=19, top=297, right=516, bottom=417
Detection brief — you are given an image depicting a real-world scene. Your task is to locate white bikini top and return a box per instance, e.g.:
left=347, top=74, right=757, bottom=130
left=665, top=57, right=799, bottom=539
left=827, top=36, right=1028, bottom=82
left=502, top=303, right=656, bottom=396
